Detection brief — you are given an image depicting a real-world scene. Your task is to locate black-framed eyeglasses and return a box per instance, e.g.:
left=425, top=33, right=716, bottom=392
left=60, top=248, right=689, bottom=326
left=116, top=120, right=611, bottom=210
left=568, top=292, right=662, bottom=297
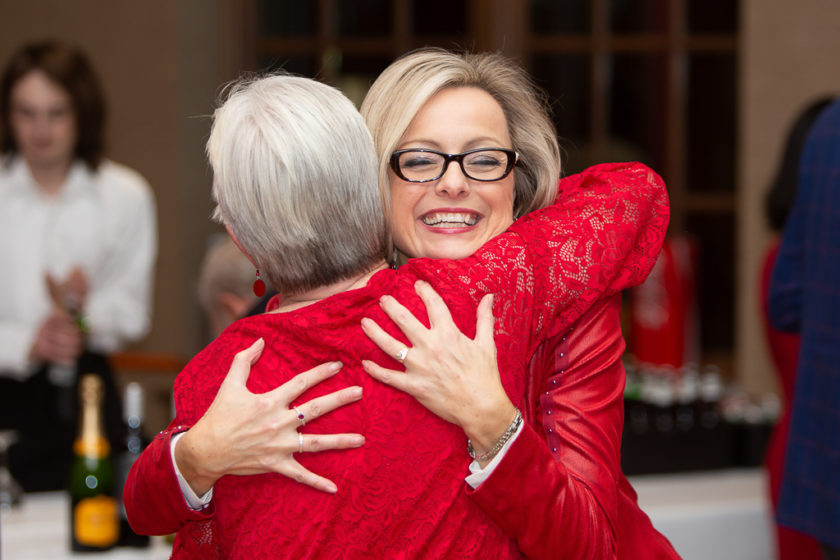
left=390, top=148, right=519, bottom=183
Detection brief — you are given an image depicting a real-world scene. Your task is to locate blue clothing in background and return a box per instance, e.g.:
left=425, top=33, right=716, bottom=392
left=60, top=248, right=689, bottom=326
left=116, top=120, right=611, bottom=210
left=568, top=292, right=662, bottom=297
left=768, top=99, right=840, bottom=548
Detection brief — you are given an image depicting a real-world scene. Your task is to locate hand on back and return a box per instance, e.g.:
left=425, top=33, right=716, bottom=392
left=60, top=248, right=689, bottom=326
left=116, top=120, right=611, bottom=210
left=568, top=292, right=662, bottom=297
left=176, top=338, right=365, bottom=495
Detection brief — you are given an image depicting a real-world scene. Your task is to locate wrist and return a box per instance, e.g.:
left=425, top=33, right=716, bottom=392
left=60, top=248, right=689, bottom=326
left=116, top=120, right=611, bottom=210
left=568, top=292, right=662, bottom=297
left=467, top=406, right=522, bottom=465
left=462, top=396, right=516, bottom=447
left=174, top=430, right=218, bottom=496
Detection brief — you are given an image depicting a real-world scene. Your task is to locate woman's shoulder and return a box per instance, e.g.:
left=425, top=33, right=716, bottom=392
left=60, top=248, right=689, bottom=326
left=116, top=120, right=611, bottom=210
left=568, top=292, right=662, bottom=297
left=200, top=316, right=275, bottom=364
left=174, top=319, right=276, bottom=402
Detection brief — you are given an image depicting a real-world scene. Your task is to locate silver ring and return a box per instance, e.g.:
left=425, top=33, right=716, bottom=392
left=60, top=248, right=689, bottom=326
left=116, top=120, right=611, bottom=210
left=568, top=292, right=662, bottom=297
left=395, top=346, right=409, bottom=363
left=292, top=405, right=306, bottom=427
left=298, top=432, right=303, bottom=454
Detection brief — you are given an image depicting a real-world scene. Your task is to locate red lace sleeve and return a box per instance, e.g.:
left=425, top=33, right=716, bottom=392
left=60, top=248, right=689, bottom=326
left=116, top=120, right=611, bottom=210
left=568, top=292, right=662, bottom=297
left=123, top=354, right=221, bottom=538
left=411, top=161, right=669, bottom=349
left=505, top=161, right=668, bottom=340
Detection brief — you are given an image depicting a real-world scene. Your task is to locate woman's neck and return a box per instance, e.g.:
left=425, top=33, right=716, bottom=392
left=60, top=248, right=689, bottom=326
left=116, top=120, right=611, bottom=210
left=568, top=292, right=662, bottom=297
left=27, top=159, right=72, bottom=196
left=272, top=260, right=389, bottom=313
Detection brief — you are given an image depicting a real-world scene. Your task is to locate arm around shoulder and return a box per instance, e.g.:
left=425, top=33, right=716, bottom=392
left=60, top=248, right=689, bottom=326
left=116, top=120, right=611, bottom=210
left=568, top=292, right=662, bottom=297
left=124, top=426, right=214, bottom=536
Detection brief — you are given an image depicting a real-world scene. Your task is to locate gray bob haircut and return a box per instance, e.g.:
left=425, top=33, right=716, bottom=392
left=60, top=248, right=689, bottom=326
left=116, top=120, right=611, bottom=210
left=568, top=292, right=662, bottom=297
left=208, top=74, right=386, bottom=296
left=360, top=48, right=561, bottom=223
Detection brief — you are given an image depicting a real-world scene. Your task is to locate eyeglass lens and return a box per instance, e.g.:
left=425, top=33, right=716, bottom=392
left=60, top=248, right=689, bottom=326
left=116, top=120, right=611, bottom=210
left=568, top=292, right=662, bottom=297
left=396, top=149, right=513, bottom=182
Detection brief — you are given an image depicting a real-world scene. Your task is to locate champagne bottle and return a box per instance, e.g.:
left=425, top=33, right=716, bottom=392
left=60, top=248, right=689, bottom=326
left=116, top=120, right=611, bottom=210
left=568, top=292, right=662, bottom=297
left=116, top=382, right=150, bottom=547
left=69, top=374, right=118, bottom=551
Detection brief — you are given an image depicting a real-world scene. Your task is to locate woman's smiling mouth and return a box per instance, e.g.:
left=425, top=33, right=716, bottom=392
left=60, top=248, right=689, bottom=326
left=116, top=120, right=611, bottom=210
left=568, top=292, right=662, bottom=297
left=421, top=211, right=480, bottom=227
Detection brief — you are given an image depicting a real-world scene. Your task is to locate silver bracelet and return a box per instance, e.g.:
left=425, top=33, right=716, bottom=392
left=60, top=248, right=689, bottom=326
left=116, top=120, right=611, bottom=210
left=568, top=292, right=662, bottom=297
left=467, top=408, right=522, bottom=463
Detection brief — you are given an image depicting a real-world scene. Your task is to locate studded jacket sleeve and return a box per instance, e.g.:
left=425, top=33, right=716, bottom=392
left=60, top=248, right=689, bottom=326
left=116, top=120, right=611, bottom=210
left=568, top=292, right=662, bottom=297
left=464, top=164, right=678, bottom=559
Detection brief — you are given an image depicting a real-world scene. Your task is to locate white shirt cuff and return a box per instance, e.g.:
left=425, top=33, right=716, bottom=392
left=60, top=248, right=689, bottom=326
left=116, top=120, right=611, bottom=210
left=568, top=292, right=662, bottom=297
left=465, top=420, right=524, bottom=489
left=170, top=431, right=213, bottom=510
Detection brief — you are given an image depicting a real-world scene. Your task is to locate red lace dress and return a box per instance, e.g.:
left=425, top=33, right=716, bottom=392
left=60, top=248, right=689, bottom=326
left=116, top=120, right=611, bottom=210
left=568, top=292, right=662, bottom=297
left=125, top=162, right=670, bottom=559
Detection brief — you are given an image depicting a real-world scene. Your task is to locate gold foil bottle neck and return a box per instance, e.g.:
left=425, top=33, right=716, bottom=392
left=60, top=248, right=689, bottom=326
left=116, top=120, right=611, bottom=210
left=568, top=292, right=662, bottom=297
left=75, top=374, right=110, bottom=457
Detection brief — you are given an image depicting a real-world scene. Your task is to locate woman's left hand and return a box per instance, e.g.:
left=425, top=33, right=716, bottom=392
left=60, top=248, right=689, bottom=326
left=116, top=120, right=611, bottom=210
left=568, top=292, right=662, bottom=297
left=361, top=280, right=516, bottom=456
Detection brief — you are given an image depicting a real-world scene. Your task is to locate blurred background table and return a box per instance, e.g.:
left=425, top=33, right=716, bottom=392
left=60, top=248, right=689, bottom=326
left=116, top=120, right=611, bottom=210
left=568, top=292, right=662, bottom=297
left=631, top=467, right=774, bottom=560
left=2, top=468, right=773, bottom=559
left=1, top=491, right=171, bottom=559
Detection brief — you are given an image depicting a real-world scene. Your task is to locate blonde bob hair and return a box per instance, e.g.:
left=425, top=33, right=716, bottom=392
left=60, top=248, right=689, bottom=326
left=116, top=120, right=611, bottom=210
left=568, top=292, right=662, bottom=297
left=208, top=74, right=386, bottom=296
left=361, top=48, right=561, bottom=227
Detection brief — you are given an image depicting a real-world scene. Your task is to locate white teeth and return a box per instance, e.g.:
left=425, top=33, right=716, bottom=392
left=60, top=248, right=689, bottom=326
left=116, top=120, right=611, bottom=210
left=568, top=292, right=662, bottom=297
left=422, top=212, right=478, bottom=227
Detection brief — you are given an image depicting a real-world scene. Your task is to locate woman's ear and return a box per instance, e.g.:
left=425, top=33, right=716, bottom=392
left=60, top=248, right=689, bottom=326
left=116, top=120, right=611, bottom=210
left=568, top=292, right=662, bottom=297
left=225, top=225, right=258, bottom=268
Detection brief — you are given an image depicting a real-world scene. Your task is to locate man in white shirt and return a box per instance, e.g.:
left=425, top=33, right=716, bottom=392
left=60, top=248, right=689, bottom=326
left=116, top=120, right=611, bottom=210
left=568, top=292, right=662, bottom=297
left=0, top=41, right=157, bottom=491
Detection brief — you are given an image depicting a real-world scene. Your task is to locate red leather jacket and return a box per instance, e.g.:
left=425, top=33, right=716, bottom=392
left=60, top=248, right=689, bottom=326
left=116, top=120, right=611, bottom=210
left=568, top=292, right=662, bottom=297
left=469, top=296, right=680, bottom=559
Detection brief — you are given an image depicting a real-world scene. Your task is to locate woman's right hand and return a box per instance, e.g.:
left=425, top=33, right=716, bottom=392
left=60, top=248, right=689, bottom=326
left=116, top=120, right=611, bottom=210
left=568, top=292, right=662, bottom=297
left=360, top=281, right=516, bottom=465
left=175, top=338, right=365, bottom=495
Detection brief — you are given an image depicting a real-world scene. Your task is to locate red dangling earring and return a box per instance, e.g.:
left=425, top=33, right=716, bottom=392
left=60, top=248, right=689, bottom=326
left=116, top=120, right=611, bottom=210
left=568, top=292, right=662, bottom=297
left=253, top=268, right=266, bottom=297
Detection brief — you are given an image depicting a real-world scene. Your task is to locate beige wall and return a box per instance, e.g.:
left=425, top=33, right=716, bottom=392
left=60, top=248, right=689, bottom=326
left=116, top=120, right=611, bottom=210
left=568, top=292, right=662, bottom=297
left=0, top=0, right=223, bottom=361
left=4, top=0, right=840, bottom=404
left=737, top=0, right=840, bottom=394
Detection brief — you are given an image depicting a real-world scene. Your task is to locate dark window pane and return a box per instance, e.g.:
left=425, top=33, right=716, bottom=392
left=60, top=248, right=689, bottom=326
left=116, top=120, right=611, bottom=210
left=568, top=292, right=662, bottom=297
left=257, top=55, right=318, bottom=77
left=258, top=1, right=317, bottom=37
left=685, top=213, right=735, bottom=353
left=413, top=0, right=466, bottom=35
left=686, top=53, right=736, bottom=193
left=336, top=55, right=392, bottom=106
left=339, top=54, right=391, bottom=77
left=530, top=0, right=589, bottom=34
left=338, top=0, right=391, bottom=37
left=530, top=54, right=590, bottom=173
left=609, top=54, right=667, bottom=173
left=687, top=0, right=738, bottom=33
left=610, top=0, right=668, bottom=33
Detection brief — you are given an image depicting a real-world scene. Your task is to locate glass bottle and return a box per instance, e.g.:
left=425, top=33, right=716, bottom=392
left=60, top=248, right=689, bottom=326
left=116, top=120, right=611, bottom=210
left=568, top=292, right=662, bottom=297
left=0, top=430, right=23, bottom=510
left=699, top=365, right=723, bottom=430
left=649, top=373, right=676, bottom=434
left=675, top=365, right=699, bottom=432
left=116, top=382, right=150, bottom=547
left=68, top=374, right=118, bottom=552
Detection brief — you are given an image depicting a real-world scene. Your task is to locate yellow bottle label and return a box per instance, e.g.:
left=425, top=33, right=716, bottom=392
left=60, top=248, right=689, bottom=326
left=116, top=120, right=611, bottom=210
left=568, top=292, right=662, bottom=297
left=74, top=495, right=118, bottom=547
left=73, top=436, right=110, bottom=458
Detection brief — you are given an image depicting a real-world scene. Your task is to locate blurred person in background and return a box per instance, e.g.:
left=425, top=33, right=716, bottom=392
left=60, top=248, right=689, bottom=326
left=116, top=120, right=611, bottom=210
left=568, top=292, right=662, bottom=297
left=0, top=40, right=157, bottom=491
left=761, top=96, right=832, bottom=560
left=768, top=97, right=840, bottom=560
left=197, top=235, right=260, bottom=339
